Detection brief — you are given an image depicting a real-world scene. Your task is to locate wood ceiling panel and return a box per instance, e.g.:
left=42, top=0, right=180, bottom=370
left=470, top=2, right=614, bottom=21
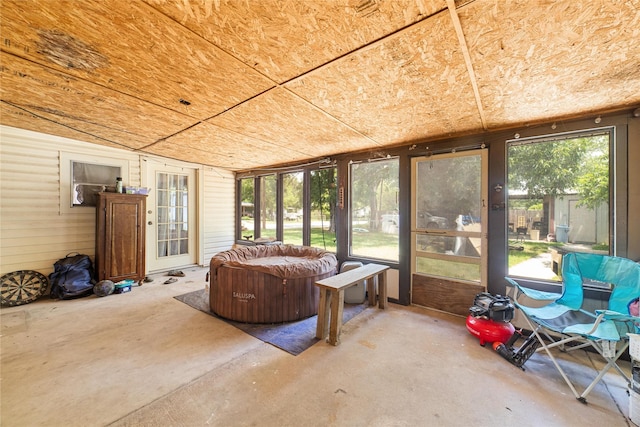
left=145, top=122, right=306, bottom=170
left=1, top=0, right=274, bottom=120
left=0, top=103, right=131, bottom=150
left=142, top=142, right=261, bottom=171
left=0, top=53, right=194, bottom=148
left=286, top=11, right=482, bottom=145
left=1, top=0, right=637, bottom=171
left=208, top=87, right=377, bottom=159
left=461, top=0, right=640, bottom=127
left=147, top=0, right=446, bottom=83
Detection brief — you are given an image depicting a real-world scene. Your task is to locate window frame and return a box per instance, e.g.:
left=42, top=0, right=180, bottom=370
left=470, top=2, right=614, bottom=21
left=59, top=151, right=129, bottom=214
left=503, top=125, right=624, bottom=294
left=235, top=163, right=337, bottom=250
left=348, top=156, right=400, bottom=263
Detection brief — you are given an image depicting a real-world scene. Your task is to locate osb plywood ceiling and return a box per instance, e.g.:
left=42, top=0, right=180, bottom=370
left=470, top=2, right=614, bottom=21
left=1, top=0, right=639, bottom=171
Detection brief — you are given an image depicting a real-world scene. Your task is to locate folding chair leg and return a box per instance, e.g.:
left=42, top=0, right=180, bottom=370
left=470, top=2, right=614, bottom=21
left=522, top=316, right=632, bottom=403
left=600, top=341, right=631, bottom=381
left=526, top=321, right=584, bottom=402
left=578, top=341, right=631, bottom=400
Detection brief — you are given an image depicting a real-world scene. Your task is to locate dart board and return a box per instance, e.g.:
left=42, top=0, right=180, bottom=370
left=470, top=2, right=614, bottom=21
left=0, top=270, right=49, bottom=306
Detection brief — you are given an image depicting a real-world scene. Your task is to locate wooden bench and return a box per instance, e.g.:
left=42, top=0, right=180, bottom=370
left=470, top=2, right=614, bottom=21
left=315, top=263, right=389, bottom=346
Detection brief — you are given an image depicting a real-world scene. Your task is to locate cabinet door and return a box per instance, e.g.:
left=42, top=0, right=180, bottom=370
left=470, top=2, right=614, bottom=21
left=103, top=196, right=145, bottom=281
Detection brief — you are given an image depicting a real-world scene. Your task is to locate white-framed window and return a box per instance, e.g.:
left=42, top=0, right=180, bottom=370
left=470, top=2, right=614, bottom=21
left=60, top=152, right=129, bottom=213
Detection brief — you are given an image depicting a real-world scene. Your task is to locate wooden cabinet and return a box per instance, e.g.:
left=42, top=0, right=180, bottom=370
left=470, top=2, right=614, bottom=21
left=95, top=193, right=147, bottom=283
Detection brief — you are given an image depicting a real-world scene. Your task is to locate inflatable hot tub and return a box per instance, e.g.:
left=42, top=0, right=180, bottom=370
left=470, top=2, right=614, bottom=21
left=209, top=245, right=337, bottom=323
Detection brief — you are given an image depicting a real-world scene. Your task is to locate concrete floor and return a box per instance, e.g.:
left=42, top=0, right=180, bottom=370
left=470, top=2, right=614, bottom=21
left=1, top=266, right=635, bottom=426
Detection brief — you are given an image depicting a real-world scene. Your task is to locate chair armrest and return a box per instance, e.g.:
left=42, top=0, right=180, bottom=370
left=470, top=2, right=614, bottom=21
left=595, top=310, right=640, bottom=334
left=505, top=276, right=561, bottom=301
left=595, top=309, right=640, bottom=323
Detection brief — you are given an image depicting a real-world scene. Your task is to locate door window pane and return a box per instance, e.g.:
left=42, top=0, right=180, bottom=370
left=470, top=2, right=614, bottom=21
left=415, top=257, right=481, bottom=282
left=412, top=152, right=484, bottom=283
left=282, top=172, right=304, bottom=245
left=415, top=155, right=482, bottom=233
left=507, top=131, right=611, bottom=283
left=350, top=158, right=399, bottom=261
left=156, top=172, right=189, bottom=257
left=310, top=168, right=337, bottom=252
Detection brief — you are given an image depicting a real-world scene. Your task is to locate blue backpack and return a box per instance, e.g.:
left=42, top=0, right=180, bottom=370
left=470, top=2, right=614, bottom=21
left=49, top=253, right=95, bottom=299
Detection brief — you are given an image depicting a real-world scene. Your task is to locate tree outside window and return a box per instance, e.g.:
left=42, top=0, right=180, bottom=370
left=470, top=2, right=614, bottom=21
left=310, top=168, right=337, bottom=252
left=350, top=158, right=399, bottom=261
left=507, top=131, right=610, bottom=282
left=259, top=175, right=277, bottom=240
left=239, top=178, right=254, bottom=241
left=282, top=172, right=304, bottom=245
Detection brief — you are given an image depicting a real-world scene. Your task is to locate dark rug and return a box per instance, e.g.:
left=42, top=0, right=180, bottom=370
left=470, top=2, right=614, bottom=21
left=174, top=289, right=367, bottom=355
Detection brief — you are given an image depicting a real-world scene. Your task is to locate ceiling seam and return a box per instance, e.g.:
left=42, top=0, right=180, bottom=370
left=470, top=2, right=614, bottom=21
left=149, top=2, right=448, bottom=137
left=281, top=8, right=447, bottom=87
left=260, top=9, right=451, bottom=148
left=281, top=87, right=383, bottom=147
left=1, top=100, right=137, bottom=150
left=28, top=2, right=450, bottom=156
left=143, top=114, right=319, bottom=160
left=138, top=0, right=280, bottom=122
left=267, top=9, right=455, bottom=149
left=0, top=50, right=206, bottom=121
left=137, top=121, right=204, bottom=150
left=147, top=0, right=445, bottom=90
left=446, top=0, right=487, bottom=131
left=136, top=143, right=244, bottom=170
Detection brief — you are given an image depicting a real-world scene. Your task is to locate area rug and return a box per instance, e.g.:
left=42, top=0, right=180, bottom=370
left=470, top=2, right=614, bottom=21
left=174, top=289, right=367, bottom=355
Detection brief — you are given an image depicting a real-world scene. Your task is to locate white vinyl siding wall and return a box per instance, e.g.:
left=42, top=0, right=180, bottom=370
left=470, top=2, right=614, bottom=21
left=0, top=125, right=234, bottom=277
left=202, top=167, right=235, bottom=263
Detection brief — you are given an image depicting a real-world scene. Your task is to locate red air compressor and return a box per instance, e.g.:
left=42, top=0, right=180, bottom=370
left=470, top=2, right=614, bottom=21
left=466, top=292, right=539, bottom=369
left=465, top=292, right=515, bottom=346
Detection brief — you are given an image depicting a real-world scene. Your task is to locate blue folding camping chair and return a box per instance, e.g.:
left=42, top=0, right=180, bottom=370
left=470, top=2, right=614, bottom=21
left=506, top=253, right=640, bottom=403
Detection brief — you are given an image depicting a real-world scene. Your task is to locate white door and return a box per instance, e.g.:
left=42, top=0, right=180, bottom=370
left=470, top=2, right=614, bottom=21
left=146, top=163, right=197, bottom=272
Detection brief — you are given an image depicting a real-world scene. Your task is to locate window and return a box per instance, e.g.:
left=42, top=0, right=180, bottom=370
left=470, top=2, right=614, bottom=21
left=507, top=129, right=612, bottom=284
left=239, top=178, right=255, bottom=240
left=71, top=162, right=121, bottom=206
left=259, top=175, right=277, bottom=241
left=282, top=172, right=304, bottom=245
left=310, top=168, right=337, bottom=252
left=350, top=158, right=399, bottom=262
left=60, top=152, right=129, bottom=213
left=236, top=165, right=337, bottom=251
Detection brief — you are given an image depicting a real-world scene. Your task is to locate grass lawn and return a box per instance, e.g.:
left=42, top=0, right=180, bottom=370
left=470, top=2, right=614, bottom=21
left=282, top=227, right=337, bottom=252
left=283, top=228, right=399, bottom=260
left=279, top=226, right=600, bottom=281
left=508, top=241, right=563, bottom=268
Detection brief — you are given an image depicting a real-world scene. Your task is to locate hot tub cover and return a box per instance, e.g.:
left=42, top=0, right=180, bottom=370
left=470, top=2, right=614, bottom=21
left=210, top=245, right=337, bottom=279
